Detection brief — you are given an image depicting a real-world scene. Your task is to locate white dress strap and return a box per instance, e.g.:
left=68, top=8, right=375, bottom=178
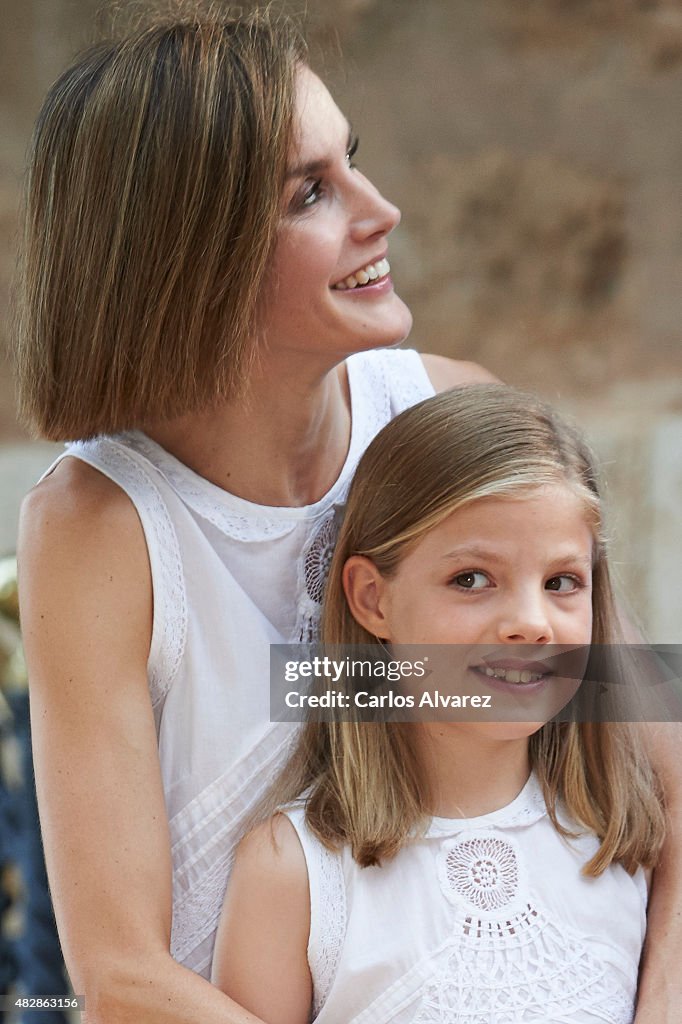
left=42, top=438, right=188, bottom=708
left=283, top=806, right=347, bottom=1018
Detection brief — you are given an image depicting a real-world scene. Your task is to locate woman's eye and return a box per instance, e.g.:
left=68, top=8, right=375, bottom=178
left=545, top=575, right=581, bottom=593
left=346, top=134, right=359, bottom=169
left=299, top=180, right=323, bottom=208
left=452, top=571, right=490, bottom=590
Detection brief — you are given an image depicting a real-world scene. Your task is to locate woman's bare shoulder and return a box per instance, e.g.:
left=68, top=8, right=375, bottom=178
left=20, top=455, right=145, bottom=562
left=18, top=455, right=151, bottom=639
left=420, top=353, right=500, bottom=392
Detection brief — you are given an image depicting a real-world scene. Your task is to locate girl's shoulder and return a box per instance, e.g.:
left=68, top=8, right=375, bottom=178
left=233, top=813, right=309, bottom=888
left=213, top=814, right=314, bottom=1019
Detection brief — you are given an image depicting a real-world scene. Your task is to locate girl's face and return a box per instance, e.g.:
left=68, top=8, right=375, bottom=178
left=260, top=66, right=413, bottom=361
left=345, top=484, right=594, bottom=739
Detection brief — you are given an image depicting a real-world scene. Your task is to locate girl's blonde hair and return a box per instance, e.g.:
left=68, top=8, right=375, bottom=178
left=15, top=4, right=305, bottom=440
left=269, top=384, right=665, bottom=876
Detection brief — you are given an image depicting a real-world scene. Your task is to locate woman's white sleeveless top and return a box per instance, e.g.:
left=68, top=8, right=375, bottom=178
left=44, top=348, right=434, bottom=978
left=285, top=775, right=648, bottom=1024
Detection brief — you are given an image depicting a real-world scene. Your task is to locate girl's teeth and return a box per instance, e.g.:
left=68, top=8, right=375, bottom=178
left=335, top=257, right=391, bottom=290
left=482, top=667, right=542, bottom=684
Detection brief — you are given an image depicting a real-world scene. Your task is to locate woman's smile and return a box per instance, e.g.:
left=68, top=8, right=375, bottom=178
left=261, top=66, right=413, bottom=361
left=331, top=256, right=392, bottom=291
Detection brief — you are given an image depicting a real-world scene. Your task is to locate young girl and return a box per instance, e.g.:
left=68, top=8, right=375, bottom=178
left=212, top=384, right=665, bottom=1024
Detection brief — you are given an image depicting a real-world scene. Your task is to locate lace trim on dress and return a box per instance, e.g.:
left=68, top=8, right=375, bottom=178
left=168, top=722, right=297, bottom=974
left=65, top=439, right=188, bottom=707
left=117, top=431, right=301, bottom=541
left=309, top=838, right=347, bottom=1016
left=283, top=805, right=348, bottom=1018
left=115, top=348, right=383, bottom=544
left=427, top=774, right=548, bottom=839
left=409, top=916, right=636, bottom=1024
left=349, top=801, right=636, bottom=1024
left=351, top=891, right=635, bottom=1024
left=384, top=347, right=436, bottom=415
left=113, top=348, right=430, bottom=549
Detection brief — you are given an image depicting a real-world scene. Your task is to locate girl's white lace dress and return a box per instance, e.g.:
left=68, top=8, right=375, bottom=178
left=42, top=347, right=434, bottom=978
left=284, top=774, right=647, bottom=1024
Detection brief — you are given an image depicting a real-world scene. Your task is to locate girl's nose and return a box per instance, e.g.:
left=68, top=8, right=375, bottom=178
left=349, top=171, right=401, bottom=242
left=496, top=596, right=554, bottom=644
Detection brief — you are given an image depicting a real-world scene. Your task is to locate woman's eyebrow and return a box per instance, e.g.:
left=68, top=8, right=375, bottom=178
left=285, top=123, right=353, bottom=180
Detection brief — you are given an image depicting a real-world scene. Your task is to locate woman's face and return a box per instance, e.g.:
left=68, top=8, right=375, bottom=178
left=260, top=66, right=413, bottom=361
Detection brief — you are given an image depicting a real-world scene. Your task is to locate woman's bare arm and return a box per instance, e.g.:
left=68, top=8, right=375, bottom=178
left=420, top=352, right=500, bottom=390
left=212, top=816, right=312, bottom=1024
left=18, top=459, right=264, bottom=1024
left=634, top=722, right=682, bottom=1023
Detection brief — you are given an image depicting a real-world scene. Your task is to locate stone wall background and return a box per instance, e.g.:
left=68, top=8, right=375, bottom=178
left=0, top=0, right=681, bottom=639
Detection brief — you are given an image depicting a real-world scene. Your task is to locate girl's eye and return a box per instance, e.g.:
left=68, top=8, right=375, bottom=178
left=545, top=575, right=581, bottom=593
left=452, top=571, right=490, bottom=590
left=346, top=134, right=359, bottom=169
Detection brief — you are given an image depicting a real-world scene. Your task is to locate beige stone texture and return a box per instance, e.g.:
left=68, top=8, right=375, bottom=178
left=0, top=0, right=680, bottom=636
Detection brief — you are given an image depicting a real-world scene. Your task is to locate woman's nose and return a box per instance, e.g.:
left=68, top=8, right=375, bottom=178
left=349, top=171, right=401, bottom=242
left=496, top=594, right=554, bottom=644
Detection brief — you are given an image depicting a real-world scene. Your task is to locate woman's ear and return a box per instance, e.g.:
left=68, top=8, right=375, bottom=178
left=342, top=555, right=393, bottom=640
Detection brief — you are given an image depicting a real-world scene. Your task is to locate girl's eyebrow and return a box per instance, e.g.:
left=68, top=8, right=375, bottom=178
left=285, top=123, right=354, bottom=180
left=440, top=546, right=593, bottom=567
left=440, top=546, right=503, bottom=563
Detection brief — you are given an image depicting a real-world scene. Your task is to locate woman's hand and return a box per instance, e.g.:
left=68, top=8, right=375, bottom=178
left=633, top=722, right=682, bottom=1024
left=18, top=459, right=263, bottom=1024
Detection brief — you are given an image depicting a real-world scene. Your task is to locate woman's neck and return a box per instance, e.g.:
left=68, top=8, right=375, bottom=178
left=144, top=356, right=352, bottom=507
left=416, top=726, right=531, bottom=819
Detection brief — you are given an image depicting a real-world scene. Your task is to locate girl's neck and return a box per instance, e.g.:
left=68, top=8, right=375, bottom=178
left=144, top=356, right=351, bottom=507
left=417, top=727, right=531, bottom=820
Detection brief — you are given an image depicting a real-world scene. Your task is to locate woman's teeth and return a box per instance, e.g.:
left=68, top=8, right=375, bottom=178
left=333, top=257, right=390, bottom=290
left=479, top=667, right=544, bottom=684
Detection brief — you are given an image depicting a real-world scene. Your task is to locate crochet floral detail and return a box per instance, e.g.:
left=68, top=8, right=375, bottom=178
left=294, top=506, right=346, bottom=642
left=303, top=509, right=337, bottom=602
left=304, top=511, right=341, bottom=604
left=443, top=836, right=519, bottom=913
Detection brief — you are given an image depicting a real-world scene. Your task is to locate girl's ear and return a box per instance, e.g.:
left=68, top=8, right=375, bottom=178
left=342, top=555, right=393, bottom=640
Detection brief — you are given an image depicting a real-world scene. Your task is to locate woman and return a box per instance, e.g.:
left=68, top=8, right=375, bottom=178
left=14, top=6, right=680, bottom=1024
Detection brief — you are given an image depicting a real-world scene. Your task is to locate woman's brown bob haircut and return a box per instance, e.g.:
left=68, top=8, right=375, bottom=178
left=15, top=4, right=306, bottom=439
